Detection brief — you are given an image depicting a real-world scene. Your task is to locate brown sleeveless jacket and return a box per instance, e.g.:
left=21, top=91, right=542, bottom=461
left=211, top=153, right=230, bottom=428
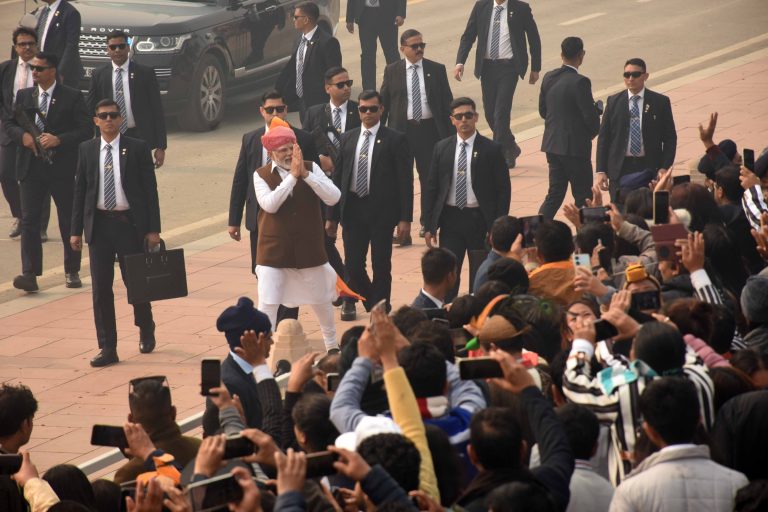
left=255, top=161, right=328, bottom=269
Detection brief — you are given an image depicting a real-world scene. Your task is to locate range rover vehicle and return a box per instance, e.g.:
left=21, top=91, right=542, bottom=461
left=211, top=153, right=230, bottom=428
left=71, top=0, right=339, bottom=131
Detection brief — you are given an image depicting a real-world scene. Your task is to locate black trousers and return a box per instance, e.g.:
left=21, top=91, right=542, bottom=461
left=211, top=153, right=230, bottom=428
left=358, top=7, right=399, bottom=90
left=248, top=227, right=300, bottom=322
left=405, top=119, right=439, bottom=227
left=480, top=59, right=520, bottom=153
left=539, top=153, right=593, bottom=219
left=342, top=194, right=396, bottom=310
left=88, top=211, right=153, bottom=349
left=19, top=163, right=81, bottom=275
left=439, top=205, right=487, bottom=301
left=0, top=143, right=21, bottom=219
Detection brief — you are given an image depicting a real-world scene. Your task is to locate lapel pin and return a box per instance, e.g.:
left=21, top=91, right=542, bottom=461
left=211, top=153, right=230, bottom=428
left=122, top=148, right=127, bottom=156
left=51, top=98, right=56, bottom=105
left=377, top=139, right=381, bottom=144
left=427, top=73, right=431, bottom=77
left=644, top=103, right=650, bottom=113
left=54, top=10, right=60, bottom=16
left=474, top=152, right=478, bottom=157
left=130, top=72, right=135, bottom=79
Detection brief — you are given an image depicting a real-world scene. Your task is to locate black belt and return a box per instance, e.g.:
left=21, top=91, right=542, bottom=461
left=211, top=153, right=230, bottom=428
left=96, top=209, right=132, bottom=222
left=484, top=58, right=514, bottom=64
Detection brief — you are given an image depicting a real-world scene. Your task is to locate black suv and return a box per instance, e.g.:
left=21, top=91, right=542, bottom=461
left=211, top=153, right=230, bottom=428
left=73, top=0, right=339, bottom=131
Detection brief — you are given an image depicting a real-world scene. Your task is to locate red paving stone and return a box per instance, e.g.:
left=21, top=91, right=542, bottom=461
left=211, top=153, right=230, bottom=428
left=2, top=53, right=767, bottom=475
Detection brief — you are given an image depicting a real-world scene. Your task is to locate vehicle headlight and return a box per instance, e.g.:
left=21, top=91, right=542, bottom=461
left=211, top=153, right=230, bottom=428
left=133, top=34, right=191, bottom=54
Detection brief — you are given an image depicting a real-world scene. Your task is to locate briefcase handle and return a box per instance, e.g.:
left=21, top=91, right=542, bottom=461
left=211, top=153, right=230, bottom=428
left=143, top=237, right=168, bottom=264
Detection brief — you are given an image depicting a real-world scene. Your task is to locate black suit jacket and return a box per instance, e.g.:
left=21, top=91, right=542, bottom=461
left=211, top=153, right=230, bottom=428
left=276, top=28, right=342, bottom=110
left=456, top=0, right=541, bottom=79
left=423, top=133, right=511, bottom=234
left=0, top=58, right=19, bottom=146
left=228, top=125, right=319, bottom=231
left=380, top=58, right=454, bottom=139
left=302, top=100, right=360, bottom=155
left=411, top=290, right=439, bottom=310
left=596, top=88, right=677, bottom=180
left=346, top=0, right=406, bottom=23
left=539, top=66, right=600, bottom=159
left=3, top=84, right=91, bottom=181
left=71, top=136, right=161, bottom=242
left=202, top=354, right=283, bottom=442
left=36, top=0, right=83, bottom=85
left=86, top=60, right=167, bottom=150
left=331, top=125, right=413, bottom=226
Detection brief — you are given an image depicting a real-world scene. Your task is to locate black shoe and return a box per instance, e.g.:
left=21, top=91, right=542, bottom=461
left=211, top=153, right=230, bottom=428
left=90, top=349, right=119, bottom=367
left=332, top=297, right=344, bottom=307
left=8, top=219, right=21, bottom=239
left=505, top=144, right=522, bottom=169
left=13, top=274, right=38, bottom=292
left=341, top=301, right=357, bottom=321
left=65, top=272, right=82, bottom=288
left=40, top=231, right=48, bottom=243
left=139, top=323, right=156, bottom=354
left=396, top=235, right=412, bottom=247
left=419, top=226, right=426, bottom=238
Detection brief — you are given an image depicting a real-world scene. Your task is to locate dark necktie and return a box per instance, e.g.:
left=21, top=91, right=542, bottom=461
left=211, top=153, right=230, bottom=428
left=456, top=142, right=468, bottom=209
left=296, top=37, right=307, bottom=98
left=36, top=6, right=50, bottom=48
left=490, top=6, right=503, bottom=60
left=115, top=67, right=129, bottom=134
left=103, top=143, right=117, bottom=210
left=36, top=91, right=48, bottom=132
left=332, top=107, right=342, bottom=148
left=355, top=130, right=371, bottom=197
left=629, top=95, right=642, bottom=156
left=411, top=65, right=422, bottom=121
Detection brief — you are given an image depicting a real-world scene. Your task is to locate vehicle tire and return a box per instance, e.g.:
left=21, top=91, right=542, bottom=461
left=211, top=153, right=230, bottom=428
left=181, top=54, right=226, bottom=131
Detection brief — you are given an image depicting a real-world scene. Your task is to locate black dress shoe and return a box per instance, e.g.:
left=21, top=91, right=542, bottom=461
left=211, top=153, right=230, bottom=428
left=139, top=323, right=156, bottom=354
left=340, top=301, right=357, bottom=321
left=8, top=218, right=21, bottom=239
left=505, top=144, right=522, bottom=169
left=13, top=274, right=38, bottom=292
left=65, top=272, right=82, bottom=288
left=90, top=349, right=119, bottom=367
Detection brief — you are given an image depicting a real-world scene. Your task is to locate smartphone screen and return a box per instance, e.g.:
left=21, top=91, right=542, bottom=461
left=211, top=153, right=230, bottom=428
left=188, top=473, right=244, bottom=512
left=90, top=425, right=128, bottom=449
left=744, top=148, right=755, bottom=171
left=672, top=175, right=691, bottom=186
left=579, top=206, right=610, bottom=224
left=326, top=373, right=341, bottom=392
left=520, top=215, right=543, bottom=248
left=223, top=435, right=255, bottom=459
left=201, top=359, right=221, bottom=396
left=573, top=253, right=591, bottom=269
left=631, top=290, right=661, bottom=311
left=593, top=319, right=619, bottom=341
left=458, top=358, right=504, bottom=380
left=305, top=451, right=340, bottom=479
left=653, top=191, right=670, bottom=225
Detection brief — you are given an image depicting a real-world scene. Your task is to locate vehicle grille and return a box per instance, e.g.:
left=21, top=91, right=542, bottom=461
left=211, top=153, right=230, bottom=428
left=79, top=33, right=108, bottom=58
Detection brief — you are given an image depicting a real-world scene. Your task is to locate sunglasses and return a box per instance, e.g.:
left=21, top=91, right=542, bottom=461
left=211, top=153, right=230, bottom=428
left=108, top=43, right=128, bottom=50
left=263, top=105, right=287, bottom=114
left=451, top=112, right=476, bottom=121
left=405, top=42, right=427, bottom=50
left=623, top=71, right=644, bottom=79
left=96, top=111, right=121, bottom=120
left=29, top=65, right=51, bottom=72
left=332, top=80, right=353, bottom=89
left=358, top=106, right=380, bottom=113
left=16, top=41, right=36, bottom=48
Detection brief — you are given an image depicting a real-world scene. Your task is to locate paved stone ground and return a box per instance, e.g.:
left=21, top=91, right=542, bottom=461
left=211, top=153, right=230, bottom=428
left=1, top=51, right=767, bottom=477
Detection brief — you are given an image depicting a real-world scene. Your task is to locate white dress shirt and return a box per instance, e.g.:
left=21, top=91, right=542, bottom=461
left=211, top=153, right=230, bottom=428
left=112, top=60, right=136, bottom=129
left=36, top=82, right=56, bottom=129
left=328, top=100, right=348, bottom=144
left=447, top=132, right=479, bottom=207
left=296, top=26, right=318, bottom=75
left=405, top=59, right=433, bottom=120
left=14, top=59, right=35, bottom=98
left=97, top=135, right=131, bottom=211
left=486, top=0, right=513, bottom=60
left=254, top=161, right=340, bottom=214
left=625, top=88, right=646, bottom=156
left=351, top=122, right=380, bottom=193
left=39, top=0, right=62, bottom=51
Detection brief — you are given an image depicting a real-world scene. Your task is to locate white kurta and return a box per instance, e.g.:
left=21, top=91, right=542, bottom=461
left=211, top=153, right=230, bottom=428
left=253, top=161, right=341, bottom=306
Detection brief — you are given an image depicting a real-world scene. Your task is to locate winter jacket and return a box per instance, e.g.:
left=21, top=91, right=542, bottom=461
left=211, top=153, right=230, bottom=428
left=711, top=390, right=768, bottom=481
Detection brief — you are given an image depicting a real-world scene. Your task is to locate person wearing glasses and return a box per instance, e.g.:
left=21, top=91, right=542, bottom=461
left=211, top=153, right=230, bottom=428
left=4, top=51, right=91, bottom=294
left=328, top=90, right=413, bottom=321
left=380, top=29, right=453, bottom=245
left=32, top=0, right=83, bottom=87
left=86, top=30, right=167, bottom=169
left=276, top=2, right=342, bottom=124
left=0, top=28, right=39, bottom=241
left=228, top=90, right=319, bottom=323
left=70, top=99, right=161, bottom=367
left=596, top=58, right=677, bottom=202
left=422, top=97, right=510, bottom=301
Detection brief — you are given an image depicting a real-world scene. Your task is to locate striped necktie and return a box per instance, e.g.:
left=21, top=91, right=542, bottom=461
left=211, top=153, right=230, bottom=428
left=103, top=143, right=117, bottom=210
left=629, top=95, right=642, bottom=156
left=36, top=6, right=50, bottom=48
left=296, top=37, right=307, bottom=98
left=411, top=65, right=422, bottom=121
left=490, top=6, right=503, bottom=60
left=456, top=142, right=468, bottom=209
left=114, top=67, right=129, bottom=134
left=36, top=91, right=48, bottom=132
left=332, top=107, right=342, bottom=148
left=355, top=130, right=371, bottom=197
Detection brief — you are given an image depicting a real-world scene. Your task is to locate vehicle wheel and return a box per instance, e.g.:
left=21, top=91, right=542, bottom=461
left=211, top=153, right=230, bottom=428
left=181, top=54, right=226, bottom=131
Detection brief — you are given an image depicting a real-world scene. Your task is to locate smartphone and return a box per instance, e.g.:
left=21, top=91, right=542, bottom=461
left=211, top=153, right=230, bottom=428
left=370, top=299, right=388, bottom=325
left=593, top=319, right=619, bottom=341
left=305, top=451, right=340, bottom=479
left=450, top=328, right=469, bottom=347
left=650, top=223, right=688, bottom=262
left=90, top=425, right=128, bottom=449
left=458, top=357, right=504, bottom=380
left=744, top=148, right=755, bottom=172
left=631, top=290, right=662, bottom=311
left=653, top=191, right=670, bottom=225
left=672, top=175, right=691, bottom=186
left=188, top=473, right=244, bottom=512
left=0, top=454, right=22, bottom=475
left=520, top=215, right=543, bottom=248
left=579, top=206, right=610, bottom=224
left=573, top=253, right=591, bottom=269
left=223, top=434, right=255, bottom=459
left=431, top=317, right=449, bottom=327
left=326, top=373, right=341, bottom=392
left=201, top=358, right=221, bottom=396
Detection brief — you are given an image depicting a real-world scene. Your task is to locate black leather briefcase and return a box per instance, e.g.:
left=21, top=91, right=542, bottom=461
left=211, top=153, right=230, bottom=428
left=124, top=239, right=188, bottom=304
